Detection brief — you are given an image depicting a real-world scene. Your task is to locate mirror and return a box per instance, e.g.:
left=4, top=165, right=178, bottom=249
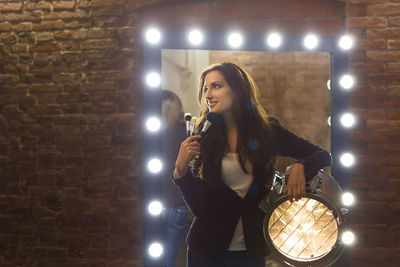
left=161, top=49, right=331, bottom=266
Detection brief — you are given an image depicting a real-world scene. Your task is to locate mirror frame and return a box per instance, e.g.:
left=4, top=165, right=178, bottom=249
left=140, top=30, right=352, bottom=266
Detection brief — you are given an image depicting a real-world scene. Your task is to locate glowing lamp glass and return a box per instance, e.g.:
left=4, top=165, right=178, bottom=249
left=327, top=79, right=331, bottom=90
left=339, top=35, right=354, bottom=50
left=339, top=75, right=354, bottom=90
left=340, top=153, right=354, bottom=167
left=148, top=201, right=163, bottom=216
left=188, top=30, right=203, bottom=45
left=267, top=33, right=282, bottom=48
left=303, top=34, right=319, bottom=49
left=327, top=116, right=331, bottom=126
left=340, top=113, right=355, bottom=128
left=145, top=28, right=161, bottom=44
left=228, top=32, right=243, bottom=48
left=146, top=72, right=161, bottom=88
left=148, top=242, right=163, bottom=257
left=147, top=158, right=162, bottom=173
left=342, top=231, right=355, bottom=245
left=342, top=192, right=355, bottom=207
left=146, top=117, right=161, bottom=132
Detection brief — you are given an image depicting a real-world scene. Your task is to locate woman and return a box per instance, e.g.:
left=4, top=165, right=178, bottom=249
left=173, top=63, right=331, bottom=267
left=161, top=90, right=189, bottom=267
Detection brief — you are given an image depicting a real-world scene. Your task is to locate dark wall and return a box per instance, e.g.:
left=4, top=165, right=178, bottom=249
left=1, top=0, right=400, bottom=266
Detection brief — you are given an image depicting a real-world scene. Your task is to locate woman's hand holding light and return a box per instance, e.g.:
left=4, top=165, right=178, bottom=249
left=174, top=135, right=202, bottom=179
left=285, top=163, right=306, bottom=201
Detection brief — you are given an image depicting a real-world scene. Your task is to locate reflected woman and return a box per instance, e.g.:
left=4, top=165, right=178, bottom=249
left=172, top=62, right=331, bottom=267
left=161, top=90, right=189, bottom=267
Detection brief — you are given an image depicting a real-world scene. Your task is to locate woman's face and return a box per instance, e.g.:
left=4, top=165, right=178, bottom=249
left=203, top=70, right=235, bottom=118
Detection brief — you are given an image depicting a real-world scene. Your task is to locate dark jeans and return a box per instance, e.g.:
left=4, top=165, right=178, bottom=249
left=162, top=205, right=189, bottom=267
left=187, top=248, right=266, bottom=267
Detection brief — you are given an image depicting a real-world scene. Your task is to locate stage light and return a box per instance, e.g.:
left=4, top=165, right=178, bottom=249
left=340, top=113, right=355, bottom=128
left=266, top=32, right=282, bottom=48
left=148, top=200, right=163, bottom=216
left=146, top=72, right=161, bottom=88
left=227, top=32, right=243, bottom=48
left=342, top=192, right=355, bottom=207
left=327, top=79, right=331, bottom=90
left=145, top=28, right=161, bottom=44
left=148, top=242, right=164, bottom=258
left=145, top=117, right=161, bottom=132
left=342, top=231, right=355, bottom=245
left=188, top=29, right=203, bottom=45
left=147, top=158, right=162, bottom=173
left=303, top=34, right=319, bottom=49
left=340, top=153, right=355, bottom=167
left=339, top=35, right=354, bottom=50
left=339, top=74, right=354, bottom=90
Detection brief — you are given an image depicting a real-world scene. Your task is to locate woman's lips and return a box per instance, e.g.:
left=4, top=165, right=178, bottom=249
left=207, top=102, right=217, bottom=108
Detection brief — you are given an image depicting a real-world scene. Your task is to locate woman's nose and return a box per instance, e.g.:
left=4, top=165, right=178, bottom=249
left=204, top=89, right=212, bottom=99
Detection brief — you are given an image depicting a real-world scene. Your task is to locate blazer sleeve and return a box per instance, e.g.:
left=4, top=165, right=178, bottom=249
left=270, top=117, right=332, bottom=180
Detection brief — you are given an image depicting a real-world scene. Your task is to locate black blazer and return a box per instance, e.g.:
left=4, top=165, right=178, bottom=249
left=173, top=118, right=332, bottom=259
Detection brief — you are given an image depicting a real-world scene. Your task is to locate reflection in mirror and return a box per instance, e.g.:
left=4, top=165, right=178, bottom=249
left=162, top=49, right=331, bottom=174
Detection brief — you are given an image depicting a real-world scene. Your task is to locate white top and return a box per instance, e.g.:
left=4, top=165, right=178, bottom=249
left=221, top=153, right=253, bottom=251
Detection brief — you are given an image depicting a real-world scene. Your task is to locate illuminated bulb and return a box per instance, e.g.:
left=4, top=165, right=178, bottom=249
left=339, top=75, right=354, bottom=89
left=148, top=158, right=162, bottom=173
left=327, top=116, right=331, bottom=126
left=228, top=32, right=243, bottom=48
left=327, top=79, right=331, bottom=90
left=340, top=113, right=355, bottom=128
left=340, top=153, right=355, bottom=167
left=148, top=242, right=163, bottom=257
left=148, top=201, right=163, bottom=216
left=188, top=29, right=203, bottom=45
left=303, top=34, right=319, bottom=49
left=146, top=72, right=161, bottom=88
left=339, top=35, right=354, bottom=50
left=342, top=192, right=355, bottom=206
left=145, top=28, right=161, bottom=44
left=267, top=32, right=282, bottom=48
left=342, top=231, right=355, bottom=245
left=146, top=117, right=161, bottom=132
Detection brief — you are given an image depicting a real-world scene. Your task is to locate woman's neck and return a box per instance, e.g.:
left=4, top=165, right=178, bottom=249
left=224, top=114, right=237, bottom=153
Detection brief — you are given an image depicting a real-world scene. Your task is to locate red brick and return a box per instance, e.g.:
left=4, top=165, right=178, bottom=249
left=209, top=1, right=247, bottom=19
left=388, top=62, right=400, bottom=72
left=367, top=27, right=400, bottom=38
left=80, top=39, right=114, bottom=50
left=369, top=144, right=400, bottom=155
left=33, top=21, right=65, bottom=31
left=349, top=62, right=386, bottom=73
left=350, top=131, right=387, bottom=143
left=0, top=2, right=23, bottom=11
left=389, top=132, right=400, bottom=142
left=355, top=39, right=386, bottom=50
left=287, top=0, right=324, bottom=17
left=368, top=96, right=400, bottom=108
left=350, top=95, right=368, bottom=108
left=388, top=16, right=400, bottom=27
left=248, top=0, right=285, bottom=18
left=367, top=50, right=400, bottom=61
left=388, top=39, right=400, bottom=49
left=351, top=108, right=386, bottom=120
left=32, top=42, right=61, bottom=52
left=0, top=22, right=11, bottom=31
left=388, top=85, right=400, bottom=95
left=369, top=190, right=400, bottom=200
left=346, top=17, right=387, bottom=28
left=368, top=120, right=400, bottom=132
left=367, top=3, right=400, bottom=15
left=349, top=51, right=366, bottom=63
left=348, top=0, right=390, bottom=3
left=368, top=73, right=400, bottom=85
left=53, top=1, right=76, bottom=10
left=350, top=177, right=387, bottom=189
left=346, top=4, right=366, bottom=17
left=1, top=33, right=18, bottom=44
left=303, top=17, right=344, bottom=36
left=25, top=1, right=52, bottom=10
left=390, top=179, right=400, bottom=189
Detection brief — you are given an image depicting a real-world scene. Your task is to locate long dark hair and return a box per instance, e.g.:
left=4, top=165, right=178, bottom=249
left=194, top=62, right=278, bottom=186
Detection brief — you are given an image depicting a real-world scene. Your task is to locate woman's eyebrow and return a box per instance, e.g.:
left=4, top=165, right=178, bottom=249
left=210, top=81, right=222, bottom=86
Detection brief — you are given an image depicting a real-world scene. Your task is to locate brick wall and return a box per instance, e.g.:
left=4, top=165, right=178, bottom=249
left=0, top=0, right=399, bottom=266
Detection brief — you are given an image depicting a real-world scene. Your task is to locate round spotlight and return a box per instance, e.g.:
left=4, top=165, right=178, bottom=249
left=327, top=79, right=331, bottom=90
left=266, top=32, right=282, bottom=48
left=303, top=34, right=319, bottom=49
left=342, top=192, right=355, bottom=207
left=148, top=242, right=164, bottom=258
left=147, top=158, right=162, bottom=173
left=339, top=74, right=354, bottom=90
left=340, top=113, right=355, bottom=128
left=188, top=29, right=203, bottom=45
left=227, top=32, right=243, bottom=48
left=327, top=116, right=331, bottom=126
left=339, top=35, right=354, bottom=50
left=145, top=28, right=161, bottom=44
left=148, top=200, right=163, bottom=216
left=340, top=153, right=355, bottom=167
left=146, top=72, right=161, bottom=88
left=146, top=117, right=161, bottom=132
left=342, top=231, right=355, bottom=245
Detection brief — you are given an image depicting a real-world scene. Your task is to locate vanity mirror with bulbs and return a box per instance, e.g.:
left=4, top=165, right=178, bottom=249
left=140, top=29, right=356, bottom=266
